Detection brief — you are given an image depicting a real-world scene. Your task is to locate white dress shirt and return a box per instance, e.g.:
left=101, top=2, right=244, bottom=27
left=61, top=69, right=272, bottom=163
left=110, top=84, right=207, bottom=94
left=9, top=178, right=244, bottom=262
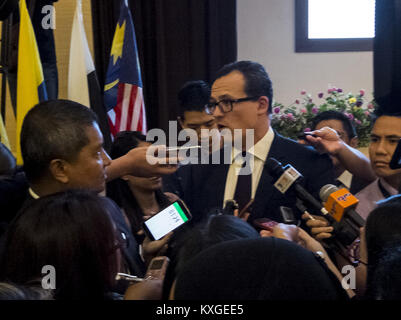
left=223, top=127, right=275, bottom=207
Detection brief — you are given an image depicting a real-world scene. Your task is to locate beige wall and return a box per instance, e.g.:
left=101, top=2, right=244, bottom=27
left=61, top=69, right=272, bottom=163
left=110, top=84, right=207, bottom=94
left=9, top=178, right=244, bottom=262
left=1, top=0, right=94, bottom=154
left=237, top=0, right=374, bottom=106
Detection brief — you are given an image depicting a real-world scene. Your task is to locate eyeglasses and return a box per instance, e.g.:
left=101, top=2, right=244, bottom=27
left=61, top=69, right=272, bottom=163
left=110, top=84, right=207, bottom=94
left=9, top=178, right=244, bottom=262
left=205, top=96, right=259, bottom=115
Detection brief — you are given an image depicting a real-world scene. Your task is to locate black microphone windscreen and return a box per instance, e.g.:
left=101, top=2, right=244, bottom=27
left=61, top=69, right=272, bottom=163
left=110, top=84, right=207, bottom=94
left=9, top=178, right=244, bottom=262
left=265, top=158, right=283, bottom=179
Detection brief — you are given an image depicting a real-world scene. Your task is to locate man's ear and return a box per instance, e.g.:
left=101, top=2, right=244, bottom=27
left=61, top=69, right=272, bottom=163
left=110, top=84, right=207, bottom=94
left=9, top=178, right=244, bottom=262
left=257, top=96, right=269, bottom=115
left=49, top=159, right=69, bottom=184
left=350, top=137, right=359, bottom=148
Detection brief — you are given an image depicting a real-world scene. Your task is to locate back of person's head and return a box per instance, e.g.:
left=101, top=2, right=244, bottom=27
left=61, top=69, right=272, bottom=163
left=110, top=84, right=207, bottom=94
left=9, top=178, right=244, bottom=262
left=214, top=60, right=273, bottom=113
left=177, top=80, right=211, bottom=116
left=20, top=99, right=98, bottom=184
left=0, top=142, right=16, bottom=177
left=0, top=190, right=120, bottom=300
left=173, top=237, right=349, bottom=300
left=109, top=131, right=146, bottom=160
left=365, top=195, right=401, bottom=299
left=174, top=214, right=260, bottom=274
left=365, top=195, right=401, bottom=264
left=311, top=110, right=357, bottom=140
left=366, top=245, right=401, bottom=300
left=0, top=282, right=53, bottom=300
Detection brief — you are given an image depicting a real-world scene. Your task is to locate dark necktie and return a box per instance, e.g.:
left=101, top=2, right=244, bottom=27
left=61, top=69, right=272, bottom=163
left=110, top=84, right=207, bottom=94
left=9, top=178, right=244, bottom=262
left=233, top=152, right=252, bottom=212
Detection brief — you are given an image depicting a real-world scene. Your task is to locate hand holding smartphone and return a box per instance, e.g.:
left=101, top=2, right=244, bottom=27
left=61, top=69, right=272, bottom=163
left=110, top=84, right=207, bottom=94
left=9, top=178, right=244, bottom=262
left=143, top=200, right=192, bottom=241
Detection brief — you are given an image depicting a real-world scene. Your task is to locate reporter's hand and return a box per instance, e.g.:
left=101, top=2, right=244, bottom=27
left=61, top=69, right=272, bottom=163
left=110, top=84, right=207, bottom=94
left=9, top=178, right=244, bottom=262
left=296, top=228, right=327, bottom=254
left=233, top=209, right=250, bottom=221
left=124, top=279, right=163, bottom=300
left=302, top=213, right=333, bottom=241
left=260, top=223, right=298, bottom=242
left=142, top=232, right=172, bottom=264
left=107, top=146, right=179, bottom=181
left=304, top=127, right=344, bottom=156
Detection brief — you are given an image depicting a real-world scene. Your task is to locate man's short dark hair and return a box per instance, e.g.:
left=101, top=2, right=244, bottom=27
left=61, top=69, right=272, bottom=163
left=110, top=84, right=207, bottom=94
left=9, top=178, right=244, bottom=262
left=372, top=108, right=401, bottom=124
left=178, top=80, right=211, bottom=117
left=214, top=60, right=274, bottom=113
left=311, top=110, right=357, bottom=140
left=20, top=99, right=99, bottom=183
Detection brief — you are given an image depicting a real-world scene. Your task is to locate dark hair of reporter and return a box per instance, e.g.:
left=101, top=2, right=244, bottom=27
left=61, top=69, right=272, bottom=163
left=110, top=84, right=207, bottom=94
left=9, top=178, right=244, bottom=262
left=106, top=131, right=170, bottom=237
left=162, top=213, right=260, bottom=299
left=0, top=282, right=53, bottom=300
left=0, top=190, right=121, bottom=300
left=364, top=195, right=401, bottom=299
left=20, top=99, right=98, bottom=184
left=177, top=80, right=211, bottom=116
left=311, top=110, right=357, bottom=140
left=173, top=238, right=349, bottom=300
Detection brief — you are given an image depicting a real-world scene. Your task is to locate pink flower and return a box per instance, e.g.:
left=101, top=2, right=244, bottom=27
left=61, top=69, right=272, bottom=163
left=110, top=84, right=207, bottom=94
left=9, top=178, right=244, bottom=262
left=355, top=119, right=361, bottom=125
left=368, top=103, right=374, bottom=109
left=273, top=106, right=281, bottom=114
left=304, top=128, right=311, bottom=132
left=287, top=113, right=295, bottom=121
left=300, top=108, right=307, bottom=113
left=311, top=107, right=318, bottom=114
left=295, top=99, right=300, bottom=104
left=300, top=90, right=306, bottom=95
left=359, top=89, right=365, bottom=96
left=328, top=88, right=336, bottom=93
left=364, top=111, right=370, bottom=116
left=346, top=113, right=354, bottom=121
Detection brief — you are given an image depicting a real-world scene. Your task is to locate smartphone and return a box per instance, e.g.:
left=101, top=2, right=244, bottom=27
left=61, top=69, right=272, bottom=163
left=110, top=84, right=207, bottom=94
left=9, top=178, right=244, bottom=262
left=145, top=256, right=170, bottom=280
left=297, top=132, right=317, bottom=140
left=252, top=218, right=279, bottom=231
left=390, top=138, right=401, bottom=169
left=143, top=200, right=192, bottom=241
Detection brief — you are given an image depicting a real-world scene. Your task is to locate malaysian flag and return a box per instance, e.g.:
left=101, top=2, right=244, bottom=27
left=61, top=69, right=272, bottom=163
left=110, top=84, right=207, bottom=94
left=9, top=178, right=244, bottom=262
left=104, top=0, right=147, bottom=136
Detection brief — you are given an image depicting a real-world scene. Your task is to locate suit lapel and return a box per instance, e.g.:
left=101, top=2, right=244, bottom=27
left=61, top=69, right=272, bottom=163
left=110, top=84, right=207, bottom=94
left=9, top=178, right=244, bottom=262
left=252, top=134, right=287, bottom=218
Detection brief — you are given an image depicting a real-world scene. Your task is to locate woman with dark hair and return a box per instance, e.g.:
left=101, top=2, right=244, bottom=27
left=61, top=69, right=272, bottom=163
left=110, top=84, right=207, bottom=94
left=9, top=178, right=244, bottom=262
left=358, top=195, right=401, bottom=299
left=0, top=190, right=123, bottom=300
left=106, top=131, right=177, bottom=241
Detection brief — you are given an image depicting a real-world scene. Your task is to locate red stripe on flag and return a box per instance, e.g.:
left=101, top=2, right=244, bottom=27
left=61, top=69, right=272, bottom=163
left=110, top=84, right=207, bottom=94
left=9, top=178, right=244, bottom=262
left=137, top=102, right=143, bottom=133
left=126, top=86, right=138, bottom=131
left=114, top=84, right=125, bottom=132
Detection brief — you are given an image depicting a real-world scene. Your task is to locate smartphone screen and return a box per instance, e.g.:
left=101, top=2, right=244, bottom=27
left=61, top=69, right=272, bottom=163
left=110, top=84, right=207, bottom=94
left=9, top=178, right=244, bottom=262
left=143, top=201, right=191, bottom=240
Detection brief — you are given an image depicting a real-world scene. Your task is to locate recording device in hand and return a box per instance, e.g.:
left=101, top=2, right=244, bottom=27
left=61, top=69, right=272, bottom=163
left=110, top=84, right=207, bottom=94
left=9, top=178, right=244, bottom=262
left=145, top=256, right=170, bottom=281
left=265, top=158, right=330, bottom=217
left=390, top=138, right=401, bottom=169
left=142, top=200, right=192, bottom=241
left=253, top=206, right=299, bottom=231
left=297, top=132, right=317, bottom=140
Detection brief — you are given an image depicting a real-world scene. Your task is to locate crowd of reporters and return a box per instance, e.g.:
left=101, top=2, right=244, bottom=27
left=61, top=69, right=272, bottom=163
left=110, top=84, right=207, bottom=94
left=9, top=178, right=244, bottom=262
left=0, top=60, right=401, bottom=301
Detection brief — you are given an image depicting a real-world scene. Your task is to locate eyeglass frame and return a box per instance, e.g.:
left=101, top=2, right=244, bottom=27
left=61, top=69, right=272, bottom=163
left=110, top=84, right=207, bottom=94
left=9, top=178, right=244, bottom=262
left=205, top=96, right=260, bottom=115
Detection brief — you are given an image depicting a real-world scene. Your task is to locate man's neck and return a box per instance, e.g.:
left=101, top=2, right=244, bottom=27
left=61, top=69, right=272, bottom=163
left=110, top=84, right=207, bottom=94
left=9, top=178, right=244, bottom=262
left=128, top=184, right=159, bottom=212
left=30, top=181, right=64, bottom=198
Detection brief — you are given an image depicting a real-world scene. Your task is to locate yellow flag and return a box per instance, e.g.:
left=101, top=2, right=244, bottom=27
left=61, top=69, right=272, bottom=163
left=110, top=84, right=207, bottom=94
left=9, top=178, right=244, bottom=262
left=16, top=0, right=48, bottom=164
left=0, top=113, right=10, bottom=150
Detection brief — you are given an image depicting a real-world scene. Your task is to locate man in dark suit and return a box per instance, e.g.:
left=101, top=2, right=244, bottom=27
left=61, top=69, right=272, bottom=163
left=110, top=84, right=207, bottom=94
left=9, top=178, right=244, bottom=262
left=166, top=61, right=335, bottom=226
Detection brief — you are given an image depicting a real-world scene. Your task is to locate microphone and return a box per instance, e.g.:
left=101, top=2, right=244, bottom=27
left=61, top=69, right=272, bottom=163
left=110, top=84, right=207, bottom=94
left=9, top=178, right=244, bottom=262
left=265, top=158, right=330, bottom=217
left=319, top=184, right=365, bottom=229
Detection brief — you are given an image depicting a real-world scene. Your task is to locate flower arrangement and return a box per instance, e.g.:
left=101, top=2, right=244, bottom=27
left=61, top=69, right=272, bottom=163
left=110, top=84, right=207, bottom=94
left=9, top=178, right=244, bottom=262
left=271, top=87, right=376, bottom=147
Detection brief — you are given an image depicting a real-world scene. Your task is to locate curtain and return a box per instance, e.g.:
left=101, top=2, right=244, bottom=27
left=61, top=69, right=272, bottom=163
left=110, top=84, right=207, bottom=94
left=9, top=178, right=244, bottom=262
left=91, top=0, right=237, bottom=131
